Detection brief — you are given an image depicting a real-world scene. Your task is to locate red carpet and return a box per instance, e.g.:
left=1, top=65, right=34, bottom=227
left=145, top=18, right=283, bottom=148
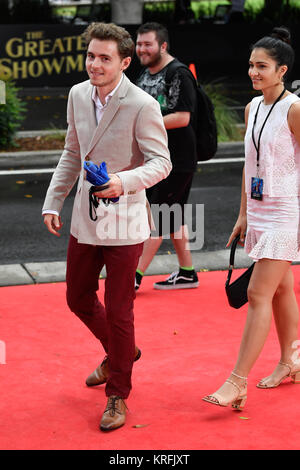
left=1, top=267, right=300, bottom=450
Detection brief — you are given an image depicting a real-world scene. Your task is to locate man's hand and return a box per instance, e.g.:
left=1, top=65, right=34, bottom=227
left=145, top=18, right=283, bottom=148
left=43, top=214, right=63, bottom=237
left=93, top=174, right=123, bottom=198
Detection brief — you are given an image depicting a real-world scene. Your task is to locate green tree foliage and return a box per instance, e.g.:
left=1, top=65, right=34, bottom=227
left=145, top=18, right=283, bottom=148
left=204, top=83, right=241, bottom=142
left=0, top=81, right=26, bottom=149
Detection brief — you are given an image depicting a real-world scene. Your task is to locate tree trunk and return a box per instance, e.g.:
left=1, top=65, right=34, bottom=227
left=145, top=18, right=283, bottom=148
left=111, top=0, right=143, bottom=25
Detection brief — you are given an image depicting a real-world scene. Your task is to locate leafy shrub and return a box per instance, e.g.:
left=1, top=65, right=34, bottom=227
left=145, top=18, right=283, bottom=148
left=204, top=83, right=242, bottom=142
left=192, top=0, right=300, bottom=25
left=255, top=0, right=300, bottom=26
left=0, top=81, right=26, bottom=149
left=143, top=1, right=175, bottom=23
left=192, top=0, right=229, bottom=19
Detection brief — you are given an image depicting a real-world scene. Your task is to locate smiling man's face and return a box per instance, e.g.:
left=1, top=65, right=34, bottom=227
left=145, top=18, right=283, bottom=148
left=86, top=38, right=130, bottom=93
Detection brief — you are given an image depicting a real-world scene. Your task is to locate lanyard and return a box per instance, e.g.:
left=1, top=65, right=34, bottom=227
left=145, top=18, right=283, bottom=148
left=252, top=88, right=286, bottom=175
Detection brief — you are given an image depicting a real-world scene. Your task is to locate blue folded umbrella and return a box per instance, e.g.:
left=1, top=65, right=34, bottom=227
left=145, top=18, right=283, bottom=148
left=84, top=160, right=119, bottom=203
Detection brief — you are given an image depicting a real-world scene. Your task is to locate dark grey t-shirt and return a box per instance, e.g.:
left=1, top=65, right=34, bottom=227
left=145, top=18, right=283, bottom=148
left=136, top=61, right=197, bottom=172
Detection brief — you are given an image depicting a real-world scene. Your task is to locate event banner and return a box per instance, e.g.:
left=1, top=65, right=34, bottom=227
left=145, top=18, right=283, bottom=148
left=0, top=24, right=88, bottom=87
left=2, top=23, right=298, bottom=89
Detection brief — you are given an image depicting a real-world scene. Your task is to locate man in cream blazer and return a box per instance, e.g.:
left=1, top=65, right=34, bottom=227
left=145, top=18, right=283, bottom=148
left=43, top=23, right=171, bottom=432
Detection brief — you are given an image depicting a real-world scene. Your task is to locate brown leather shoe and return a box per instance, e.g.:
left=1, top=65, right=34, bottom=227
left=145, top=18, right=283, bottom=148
left=100, top=395, right=127, bottom=432
left=86, top=346, right=141, bottom=387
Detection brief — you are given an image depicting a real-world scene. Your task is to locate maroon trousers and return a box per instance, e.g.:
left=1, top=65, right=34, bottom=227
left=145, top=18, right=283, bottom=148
left=66, top=235, right=143, bottom=399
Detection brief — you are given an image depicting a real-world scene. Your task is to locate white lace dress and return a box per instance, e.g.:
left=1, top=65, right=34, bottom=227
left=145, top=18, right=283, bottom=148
left=244, top=93, right=300, bottom=261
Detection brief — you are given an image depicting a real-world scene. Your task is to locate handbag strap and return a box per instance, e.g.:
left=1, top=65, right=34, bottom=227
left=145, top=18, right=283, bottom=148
left=229, top=235, right=241, bottom=267
left=225, top=235, right=241, bottom=286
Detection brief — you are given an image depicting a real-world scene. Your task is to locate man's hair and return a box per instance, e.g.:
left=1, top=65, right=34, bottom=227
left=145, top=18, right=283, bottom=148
left=136, top=22, right=169, bottom=49
left=82, top=22, right=135, bottom=59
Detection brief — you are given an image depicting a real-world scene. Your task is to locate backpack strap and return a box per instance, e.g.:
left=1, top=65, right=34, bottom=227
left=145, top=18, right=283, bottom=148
left=164, top=59, right=199, bottom=125
left=165, top=59, right=195, bottom=88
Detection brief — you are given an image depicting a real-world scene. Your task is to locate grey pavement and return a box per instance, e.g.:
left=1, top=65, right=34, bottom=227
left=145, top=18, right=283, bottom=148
left=0, top=139, right=253, bottom=287
left=0, top=139, right=245, bottom=170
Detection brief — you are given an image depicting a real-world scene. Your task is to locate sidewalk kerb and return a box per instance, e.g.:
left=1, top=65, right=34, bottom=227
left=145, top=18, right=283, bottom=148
left=0, top=141, right=245, bottom=170
left=0, top=264, right=34, bottom=287
left=0, top=248, right=253, bottom=287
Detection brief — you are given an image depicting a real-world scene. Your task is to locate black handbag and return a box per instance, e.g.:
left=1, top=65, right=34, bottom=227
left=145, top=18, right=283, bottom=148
left=225, top=235, right=255, bottom=309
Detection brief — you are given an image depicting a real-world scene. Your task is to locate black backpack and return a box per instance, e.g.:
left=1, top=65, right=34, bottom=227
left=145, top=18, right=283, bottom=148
left=165, top=60, right=218, bottom=161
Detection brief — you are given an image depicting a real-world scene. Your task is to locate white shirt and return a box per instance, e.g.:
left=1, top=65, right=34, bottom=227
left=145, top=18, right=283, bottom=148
left=92, top=74, right=123, bottom=125
left=43, top=75, right=124, bottom=217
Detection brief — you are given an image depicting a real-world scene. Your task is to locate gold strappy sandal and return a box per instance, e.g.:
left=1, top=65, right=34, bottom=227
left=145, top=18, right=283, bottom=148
left=257, top=361, right=300, bottom=389
left=203, top=372, right=247, bottom=411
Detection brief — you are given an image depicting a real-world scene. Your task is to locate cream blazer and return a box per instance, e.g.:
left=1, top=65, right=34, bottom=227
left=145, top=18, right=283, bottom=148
left=42, top=75, right=171, bottom=245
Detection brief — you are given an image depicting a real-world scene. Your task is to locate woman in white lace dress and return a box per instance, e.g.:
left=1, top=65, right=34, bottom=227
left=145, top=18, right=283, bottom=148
left=203, top=26, right=300, bottom=410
